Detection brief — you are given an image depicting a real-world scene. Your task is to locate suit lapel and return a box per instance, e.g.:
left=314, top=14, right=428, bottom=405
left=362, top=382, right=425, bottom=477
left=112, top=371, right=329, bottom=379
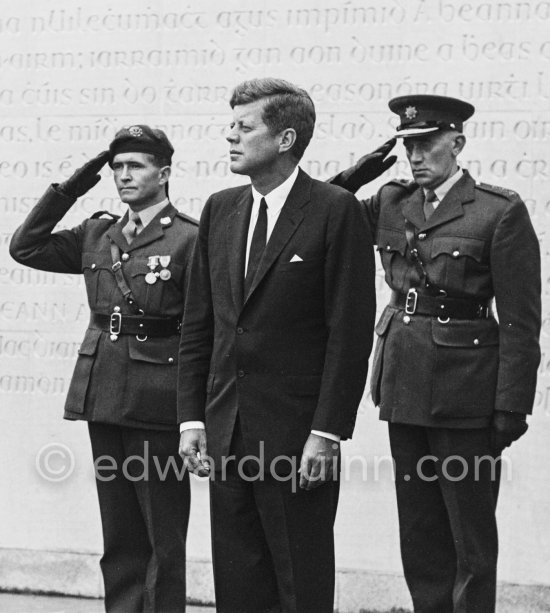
left=243, top=169, right=309, bottom=305
left=401, top=171, right=475, bottom=231
left=226, top=188, right=253, bottom=312
left=106, top=204, right=177, bottom=252
left=423, top=172, right=474, bottom=231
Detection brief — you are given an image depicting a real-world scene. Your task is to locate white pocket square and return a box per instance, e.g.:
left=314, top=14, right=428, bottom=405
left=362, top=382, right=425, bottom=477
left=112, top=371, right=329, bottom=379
left=290, top=254, right=303, bottom=262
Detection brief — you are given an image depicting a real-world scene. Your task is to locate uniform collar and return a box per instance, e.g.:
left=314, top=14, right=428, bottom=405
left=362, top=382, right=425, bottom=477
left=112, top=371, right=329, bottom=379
left=128, top=197, right=170, bottom=229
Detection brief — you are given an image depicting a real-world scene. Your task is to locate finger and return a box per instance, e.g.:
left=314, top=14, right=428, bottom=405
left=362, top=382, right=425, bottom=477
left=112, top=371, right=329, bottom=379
left=380, top=155, right=398, bottom=170
left=86, top=150, right=110, bottom=173
left=299, top=454, right=311, bottom=489
left=304, top=459, right=324, bottom=490
left=380, top=137, right=397, bottom=152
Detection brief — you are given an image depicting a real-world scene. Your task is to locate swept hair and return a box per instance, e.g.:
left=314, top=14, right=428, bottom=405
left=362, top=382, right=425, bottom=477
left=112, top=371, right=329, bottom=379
left=230, top=78, right=316, bottom=161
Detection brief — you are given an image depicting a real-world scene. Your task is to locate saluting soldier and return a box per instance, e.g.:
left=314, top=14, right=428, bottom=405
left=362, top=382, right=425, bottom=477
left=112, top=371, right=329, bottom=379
left=332, top=96, right=541, bottom=613
left=10, top=126, right=197, bottom=613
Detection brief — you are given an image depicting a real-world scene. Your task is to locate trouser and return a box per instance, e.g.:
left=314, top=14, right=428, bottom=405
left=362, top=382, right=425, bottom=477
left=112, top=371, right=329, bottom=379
left=88, top=423, right=190, bottom=613
left=209, top=419, right=340, bottom=613
left=389, top=423, right=500, bottom=613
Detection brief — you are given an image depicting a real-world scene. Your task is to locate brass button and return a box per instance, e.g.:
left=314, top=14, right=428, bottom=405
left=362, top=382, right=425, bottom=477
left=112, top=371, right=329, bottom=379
left=386, top=245, right=391, bottom=251
left=237, top=327, right=244, bottom=335
left=418, top=233, right=426, bottom=240
left=473, top=338, right=480, bottom=346
left=122, top=253, right=129, bottom=261
left=91, top=263, right=96, bottom=270
left=452, top=250, right=460, bottom=258
left=168, top=357, right=174, bottom=364
left=113, top=306, right=121, bottom=313
left=403, top=315, right=411, bottom=325
left=237, top=370, right=245, bottom=378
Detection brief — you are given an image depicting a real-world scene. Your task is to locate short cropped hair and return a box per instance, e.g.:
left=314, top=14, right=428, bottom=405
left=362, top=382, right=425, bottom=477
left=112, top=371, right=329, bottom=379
left=230, top=78, right=316, bottom=161
left=148, top=153, right=171, bottom=168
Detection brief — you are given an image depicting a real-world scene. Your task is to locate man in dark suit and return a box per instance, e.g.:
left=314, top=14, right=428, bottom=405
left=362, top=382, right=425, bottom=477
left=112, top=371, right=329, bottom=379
left=178, top=78, right=376, bottom=613
left=332, top=95, right=541, bottom=613
left=10, top=126, right=197, bottom=612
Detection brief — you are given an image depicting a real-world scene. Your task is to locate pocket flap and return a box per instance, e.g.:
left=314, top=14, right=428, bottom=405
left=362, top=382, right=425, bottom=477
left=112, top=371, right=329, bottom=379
left=375, top=306, right=396, bottom=337
left=431, top=237, right=485, bottom=263
left=128, top=335, right=180, bottom=364
left=431, top=318, right=499, bottom=347
left=376, top=227, right=407, bottom=256
left=78, top=328, right=102, bottom=355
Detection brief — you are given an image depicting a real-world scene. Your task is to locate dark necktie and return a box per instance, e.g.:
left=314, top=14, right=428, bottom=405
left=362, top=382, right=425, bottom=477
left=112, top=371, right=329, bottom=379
left=423, top=189, right=438, bottom=220
left=122, top=211, right=143, bottom=244
left=244, top=197, right=268, bottom=297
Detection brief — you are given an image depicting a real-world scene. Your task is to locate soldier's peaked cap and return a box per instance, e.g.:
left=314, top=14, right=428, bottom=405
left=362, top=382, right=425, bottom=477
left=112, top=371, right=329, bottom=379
left=108, top=125, right=174, bottom=166
left=388, top=94, right=475, bottom=138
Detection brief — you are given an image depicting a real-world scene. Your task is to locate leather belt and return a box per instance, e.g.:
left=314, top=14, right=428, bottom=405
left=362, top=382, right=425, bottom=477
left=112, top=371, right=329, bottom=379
left=90, top=312, right=182, bottom=338
left=390, top=289, right=491, bottom=320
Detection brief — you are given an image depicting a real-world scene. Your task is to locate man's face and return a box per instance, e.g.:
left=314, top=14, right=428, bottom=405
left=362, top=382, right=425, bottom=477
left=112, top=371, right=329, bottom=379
left=112, top=152, right=169, bottom=211
left=226, top=99, right=282, bottom=179
left=403, top=131, right=463, bottom=189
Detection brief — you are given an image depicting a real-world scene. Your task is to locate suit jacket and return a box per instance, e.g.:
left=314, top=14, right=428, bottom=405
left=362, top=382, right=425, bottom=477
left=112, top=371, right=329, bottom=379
left=178, top=169, right=376, bottom=466
left=9, top=185, right=197, bottom=429
left=362, top=170, right=541, bottom=428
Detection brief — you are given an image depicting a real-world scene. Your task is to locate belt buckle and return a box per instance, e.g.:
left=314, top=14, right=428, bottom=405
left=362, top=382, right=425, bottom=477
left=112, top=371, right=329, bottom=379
left=405, top=288, right=418, bottom=315
left=109, top=312, right=122, bottom=339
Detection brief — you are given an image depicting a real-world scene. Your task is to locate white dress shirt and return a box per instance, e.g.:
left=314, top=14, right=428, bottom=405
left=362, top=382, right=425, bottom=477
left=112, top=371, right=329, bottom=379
left=181, top=167, right=340, bottom=443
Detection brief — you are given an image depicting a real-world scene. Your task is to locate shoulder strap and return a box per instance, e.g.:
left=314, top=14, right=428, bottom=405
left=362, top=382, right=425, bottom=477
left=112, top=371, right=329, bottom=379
left=109, top=240, right=144, bottom=314
left=404, top=220, right=440, bottom=294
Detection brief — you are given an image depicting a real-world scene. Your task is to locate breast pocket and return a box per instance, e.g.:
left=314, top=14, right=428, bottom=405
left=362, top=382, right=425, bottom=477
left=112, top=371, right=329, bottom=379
left=376, top=227, right=409, bottom=290
left=430, top=236, right=487, bottom=294
left=81, top=252, right=116, bottom=310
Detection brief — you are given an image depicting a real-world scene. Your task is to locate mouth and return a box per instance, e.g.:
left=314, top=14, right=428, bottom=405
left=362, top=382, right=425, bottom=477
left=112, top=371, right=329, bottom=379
left=229, top=151, right=241, bottom=156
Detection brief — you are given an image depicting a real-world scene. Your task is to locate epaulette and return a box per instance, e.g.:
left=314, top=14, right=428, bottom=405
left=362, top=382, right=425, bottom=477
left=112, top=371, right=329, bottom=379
left=90, top=210, right=120, bottom=222
left=475, top=181, right=519, bottom=200
left=175, top=211, right=199, bottom=226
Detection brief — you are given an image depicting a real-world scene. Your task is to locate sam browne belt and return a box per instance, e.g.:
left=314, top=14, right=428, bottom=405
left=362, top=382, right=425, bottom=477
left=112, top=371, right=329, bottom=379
left=390, top=289, right=491, bottom=320
left=90, top=312, right=182, bottom=340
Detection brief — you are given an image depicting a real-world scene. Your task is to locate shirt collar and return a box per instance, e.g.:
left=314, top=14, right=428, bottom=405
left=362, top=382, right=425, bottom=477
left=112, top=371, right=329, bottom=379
left=130, top=198, right=170, bottom=228
left=426, top=168, right=463, bottom=202
left=251, top=166, right=300, bottom=215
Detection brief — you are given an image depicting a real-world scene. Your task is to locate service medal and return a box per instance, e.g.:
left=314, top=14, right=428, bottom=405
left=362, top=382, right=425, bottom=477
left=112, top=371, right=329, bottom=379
left=159, top=269, right=172, bottom=281
left=145, top=272, right=157, bottom=285
left=147, top=255, right=160, bottom=269
left=159, top=255, right=171, bottom=268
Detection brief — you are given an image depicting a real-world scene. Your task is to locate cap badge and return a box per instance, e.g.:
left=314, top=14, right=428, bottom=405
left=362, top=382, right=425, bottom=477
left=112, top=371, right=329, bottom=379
left=128, top=126, right=143, bottom=137
left=405, top=106, right=417, bottom=119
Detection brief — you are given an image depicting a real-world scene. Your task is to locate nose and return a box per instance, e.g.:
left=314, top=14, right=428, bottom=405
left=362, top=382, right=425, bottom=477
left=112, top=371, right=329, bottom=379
left=407, top=144, right=423, bottom=164
left=226, top=127, right=238, bottom=144
left=120, top=165, right=131, bottom=181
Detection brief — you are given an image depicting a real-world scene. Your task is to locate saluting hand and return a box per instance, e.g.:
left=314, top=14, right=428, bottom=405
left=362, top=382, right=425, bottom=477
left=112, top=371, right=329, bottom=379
left=299, top=433, right=339, bottom=491
left=179, top=428, right=211, bottom=477
left=58, top=150, right=110, bottom=198
left=330, top=139, right=397, bottom=193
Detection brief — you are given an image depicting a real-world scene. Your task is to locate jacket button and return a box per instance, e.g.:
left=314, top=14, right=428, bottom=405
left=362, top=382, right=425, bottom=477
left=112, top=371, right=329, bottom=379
left=452, top=250, right=460, bottom=258
left=122, top=253, right=129, bottom=261
left=113, top=306, right=121, bottom=313
left=236, top=327, right=244, bottom=335
left=386, top=245, right=391, bottom=251
left=473, top=338, right=480, bottom=346
left=91, top=263, right=96, bottom=270
left=403, top=315, right=411, bottom=325
left=168, top=357, right=174, bottom=364
left=418, top=233, right=426, bottom=240
left=237, top=370, right=245, bottom=378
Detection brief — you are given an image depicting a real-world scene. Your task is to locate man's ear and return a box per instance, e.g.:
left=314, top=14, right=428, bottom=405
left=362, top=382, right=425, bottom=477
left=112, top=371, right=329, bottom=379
left=159, top=165, right=171, bottom=185
left=452, top=134, right=466, bottom=158
left=279, top=128, right=297, bottom=155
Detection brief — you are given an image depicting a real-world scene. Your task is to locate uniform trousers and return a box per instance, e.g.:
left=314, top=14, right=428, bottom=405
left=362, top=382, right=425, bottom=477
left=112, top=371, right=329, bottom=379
left=388, top=423, right=500, bottom=613
left=88, top=423, right=190, bottom=613
left=209, top=419, right=339, bottom=613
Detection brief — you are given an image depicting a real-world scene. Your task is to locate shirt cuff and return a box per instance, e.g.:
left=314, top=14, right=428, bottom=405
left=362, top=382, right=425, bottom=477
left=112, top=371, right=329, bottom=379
left=179, top=421, right=205, bottom=434
left=311, top=429, right=341, bottom=443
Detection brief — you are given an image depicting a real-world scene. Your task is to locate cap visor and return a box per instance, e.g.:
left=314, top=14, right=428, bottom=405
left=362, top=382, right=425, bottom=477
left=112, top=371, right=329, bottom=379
left=395, top=126, right=440, bottom=138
